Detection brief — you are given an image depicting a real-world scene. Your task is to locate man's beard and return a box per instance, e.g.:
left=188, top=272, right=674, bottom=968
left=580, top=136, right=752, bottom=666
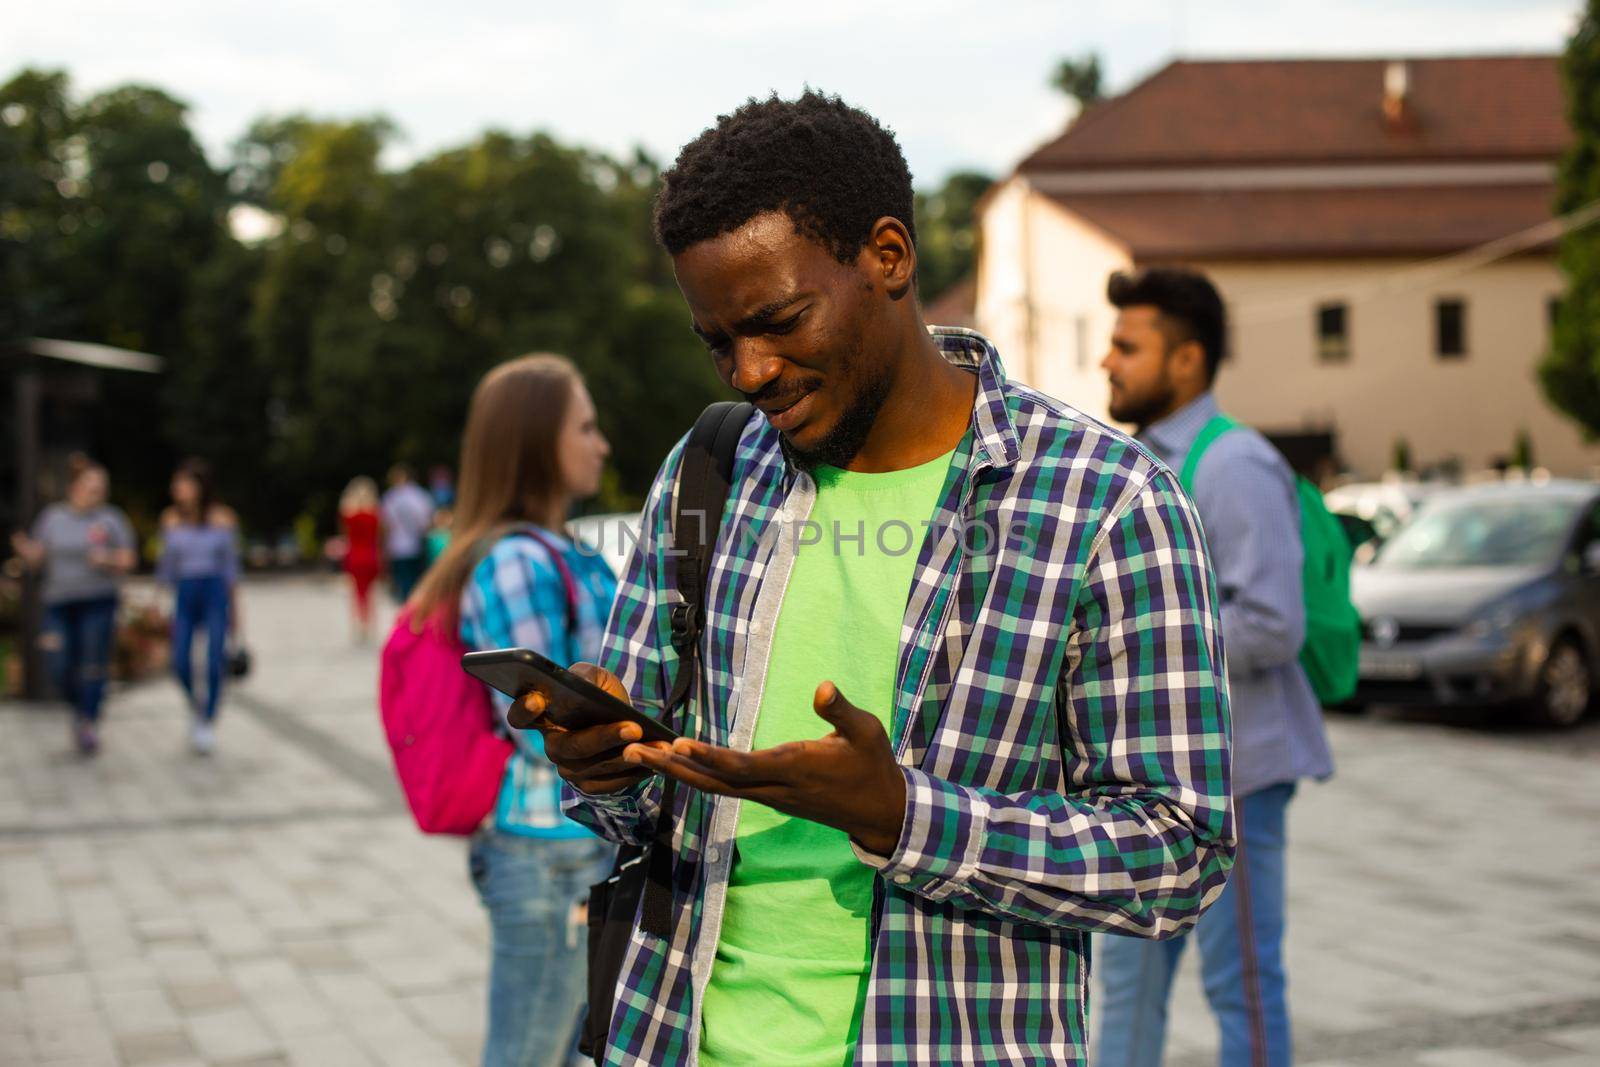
left=1109, top=377, right=1178, bottom=430
left=777, top=356, right=893, bottom=473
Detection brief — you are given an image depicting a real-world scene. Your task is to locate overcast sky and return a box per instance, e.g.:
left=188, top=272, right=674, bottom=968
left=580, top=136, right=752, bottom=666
left=4, top=1, right=1581, bottom=186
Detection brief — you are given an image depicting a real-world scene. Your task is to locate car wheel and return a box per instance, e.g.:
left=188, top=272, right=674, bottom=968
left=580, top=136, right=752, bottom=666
left=1530, top=638, right=1592, bottom=729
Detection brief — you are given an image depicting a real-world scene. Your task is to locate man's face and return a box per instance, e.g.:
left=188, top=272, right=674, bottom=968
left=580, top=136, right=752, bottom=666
left=1102, top=306, right=1179, bottom=428
left=672, top=211, right=893, bottom=471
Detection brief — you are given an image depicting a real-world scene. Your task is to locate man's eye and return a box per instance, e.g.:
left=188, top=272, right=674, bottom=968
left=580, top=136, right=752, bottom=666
left=768, top=315, right=801, bottom=335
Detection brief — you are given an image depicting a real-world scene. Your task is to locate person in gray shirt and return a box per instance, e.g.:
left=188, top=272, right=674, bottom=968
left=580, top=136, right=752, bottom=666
left=10, top=459, right=136, bottom=755
left=1095, top=268, right=1334, bottom=1067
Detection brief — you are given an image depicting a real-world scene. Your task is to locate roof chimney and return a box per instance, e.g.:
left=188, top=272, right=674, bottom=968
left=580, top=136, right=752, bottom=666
left=1383, top=60, right=1410, bottom=126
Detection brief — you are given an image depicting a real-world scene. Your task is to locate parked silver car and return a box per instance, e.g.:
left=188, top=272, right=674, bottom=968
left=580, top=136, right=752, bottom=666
left=1350, top=480, right=1600, bottom=727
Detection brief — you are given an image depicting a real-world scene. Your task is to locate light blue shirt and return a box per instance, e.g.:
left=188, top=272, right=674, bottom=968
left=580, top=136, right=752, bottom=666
left=1141, top=391, right=1334, bottom=796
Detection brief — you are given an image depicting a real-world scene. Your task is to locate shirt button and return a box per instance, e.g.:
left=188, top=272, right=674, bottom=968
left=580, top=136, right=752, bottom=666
left=707, top=847, right=722, bottom=864
left=893, top=873, right=911, bottom=885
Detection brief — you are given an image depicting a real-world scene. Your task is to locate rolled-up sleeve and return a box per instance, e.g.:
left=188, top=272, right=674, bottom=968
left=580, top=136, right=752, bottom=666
left=856, top=468, right=1234, bottom=938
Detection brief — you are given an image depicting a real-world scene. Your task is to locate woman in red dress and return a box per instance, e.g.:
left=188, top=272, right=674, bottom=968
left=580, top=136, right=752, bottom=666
left=339, top=477, right=382, bottom=642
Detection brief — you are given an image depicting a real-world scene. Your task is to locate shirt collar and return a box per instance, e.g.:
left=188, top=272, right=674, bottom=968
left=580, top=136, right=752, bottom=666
left=927, top=326, right=1020, bottom=472
left=1139, top=391, right=1220, bottom=464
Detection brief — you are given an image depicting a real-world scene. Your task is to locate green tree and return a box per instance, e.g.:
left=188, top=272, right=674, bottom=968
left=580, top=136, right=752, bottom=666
left=1541, top=0, right=1600, bottom=436
left=1, top=70, right=234, bottom=525
left=1051, top=53, right=1105, bottom=108
left=913, top=170, right=993, bottom=305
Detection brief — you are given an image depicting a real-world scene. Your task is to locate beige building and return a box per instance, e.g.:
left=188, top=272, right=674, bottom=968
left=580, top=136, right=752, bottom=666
left=970, top=55, right=1588, bottom=478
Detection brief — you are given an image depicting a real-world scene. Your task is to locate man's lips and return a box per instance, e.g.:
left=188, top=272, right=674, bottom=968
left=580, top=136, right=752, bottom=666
left=760, top=390, right=817, bottom=432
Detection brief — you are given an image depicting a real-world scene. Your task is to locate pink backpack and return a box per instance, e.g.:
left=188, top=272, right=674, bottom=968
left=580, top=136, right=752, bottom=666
left=380, top=607, right=513, bottom=834
left=378, top=528, right=582, bottom=836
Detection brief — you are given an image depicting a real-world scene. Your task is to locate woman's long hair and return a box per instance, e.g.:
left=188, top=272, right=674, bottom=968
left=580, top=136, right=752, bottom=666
left=173, top=458, right=217, bottom=524
left=408, top=354, right=582, bottom=627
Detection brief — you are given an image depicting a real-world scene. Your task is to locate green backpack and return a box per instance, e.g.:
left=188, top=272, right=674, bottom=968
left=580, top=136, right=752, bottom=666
left=1179, top=414, right=1361, bottom=706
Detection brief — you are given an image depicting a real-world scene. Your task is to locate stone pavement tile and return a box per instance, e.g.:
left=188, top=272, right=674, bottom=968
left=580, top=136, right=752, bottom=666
left=20, top=973, right=93, bottom=1019
left=12, top=944, right=83, bottom=980
left=1544, top=1026, right=1600, bottom=1053
left=247, top=989, right=338, bottom=1039
left=1416, top=1049, right=1528, bottom=1067
left=101, top=988, right=182, bottom=1037
left=183, top=1006, right=283, bottom=1063
left=27, top=1012, right=118, bottom=1063
left=89, top=958, right=164, bottom=997
left=278, top=940, right=358, bottom=973
left=167, top=978, right=244, bottom=1013
left=345, top=1009, right=460, bottom=1066
left=116, top=1029, right=197, bottom=1067
left=398, top=988, right=481, bottom=1039
left=226, top=959, right=301, bottom=1001
left=1498, top=1039, right=1592, bottom=1062
left=306, top=971, right=389, bottom=1012
left=278, top=1028, right=378, bottom=1066
left=146, top=945, right=223, bottom=985
left=13, top=926, right=72, bottom=953
left=0, top=988, right=25, bottom=1037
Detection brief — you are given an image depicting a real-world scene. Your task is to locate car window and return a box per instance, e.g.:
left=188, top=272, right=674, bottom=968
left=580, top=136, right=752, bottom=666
left=1375, top=496, right=1581, bottom=570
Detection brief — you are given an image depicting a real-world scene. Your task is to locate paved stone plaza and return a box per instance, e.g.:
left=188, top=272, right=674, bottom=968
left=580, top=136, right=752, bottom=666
left=2, top=576, right=1598, bottom=1066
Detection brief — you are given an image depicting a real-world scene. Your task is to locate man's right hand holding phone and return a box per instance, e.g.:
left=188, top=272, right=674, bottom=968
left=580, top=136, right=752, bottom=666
left=509, top=662, right=670, bottom=795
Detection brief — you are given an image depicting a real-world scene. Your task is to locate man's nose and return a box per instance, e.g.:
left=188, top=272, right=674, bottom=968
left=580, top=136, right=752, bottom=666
left=727, top=343, right=783, bottom=397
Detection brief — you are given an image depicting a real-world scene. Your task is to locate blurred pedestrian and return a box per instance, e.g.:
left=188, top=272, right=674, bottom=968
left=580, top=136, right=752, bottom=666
left=1095, top=267, right=1335, bottom=1067
left=424, top=505, right=453, bottom=566
left=339, top=476, right=382, bottom=643
left=381, top=464, right=434, bottom=603
left=428, top=463, right=456, bottom=509
left=9, top=457, right=136, bottom=756
left=407, top=353, right=617, bottom=1067
left=159, top=459, right=241, bottom=756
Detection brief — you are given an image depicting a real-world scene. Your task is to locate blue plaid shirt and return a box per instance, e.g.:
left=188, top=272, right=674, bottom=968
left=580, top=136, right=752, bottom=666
left=460, top=527, right=618, bottom=837
left=567, top=329, right=1235, bottom=1065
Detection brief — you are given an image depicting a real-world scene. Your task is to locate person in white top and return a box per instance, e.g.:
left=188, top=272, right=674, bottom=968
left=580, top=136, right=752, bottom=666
left=381, top=464, right=436, bottom=602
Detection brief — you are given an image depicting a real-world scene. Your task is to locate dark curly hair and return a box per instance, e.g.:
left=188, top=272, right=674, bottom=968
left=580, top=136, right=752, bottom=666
left=653, top=90, right=916, bottom=264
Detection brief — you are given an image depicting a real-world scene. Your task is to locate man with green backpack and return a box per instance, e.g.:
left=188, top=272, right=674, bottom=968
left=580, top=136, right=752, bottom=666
left=1095, top=267, right=1352, bottom=1067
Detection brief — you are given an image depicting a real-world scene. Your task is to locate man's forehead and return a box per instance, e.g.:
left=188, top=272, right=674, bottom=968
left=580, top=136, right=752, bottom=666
left=675, top=211, right=830, bottom=320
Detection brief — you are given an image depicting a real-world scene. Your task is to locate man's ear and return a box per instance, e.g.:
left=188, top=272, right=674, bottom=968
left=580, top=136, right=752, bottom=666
left=865, top=216, right=916, bottom=298
left=1171, top=338, right=1208, bottom=386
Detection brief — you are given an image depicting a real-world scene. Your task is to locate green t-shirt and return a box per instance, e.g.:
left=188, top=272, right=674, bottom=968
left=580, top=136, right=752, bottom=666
left=699, top=449, right=956, bottom=1067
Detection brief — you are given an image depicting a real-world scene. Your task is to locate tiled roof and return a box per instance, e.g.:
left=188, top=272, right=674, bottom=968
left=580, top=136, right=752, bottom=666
left=1020, top=55, right=1566, bottom=171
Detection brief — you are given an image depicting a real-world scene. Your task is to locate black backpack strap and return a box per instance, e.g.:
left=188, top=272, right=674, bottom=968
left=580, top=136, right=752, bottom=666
left=639, top=400, right=752, bottom=939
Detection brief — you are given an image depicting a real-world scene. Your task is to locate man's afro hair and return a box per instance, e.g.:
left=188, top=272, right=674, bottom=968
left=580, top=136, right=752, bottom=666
left=653, top=90, right=916, bottom=264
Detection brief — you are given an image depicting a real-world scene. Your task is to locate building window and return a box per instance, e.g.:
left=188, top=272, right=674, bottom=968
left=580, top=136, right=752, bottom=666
left=1435, top=298, right=1467, bottom=359
left=1316, top=302, right=1349, bottom=363
left=1074, top=314, right=1089, bottom=371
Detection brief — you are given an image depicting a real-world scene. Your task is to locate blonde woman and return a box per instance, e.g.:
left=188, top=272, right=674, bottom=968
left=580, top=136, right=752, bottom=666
left=339, top=476, right=382, bottom=642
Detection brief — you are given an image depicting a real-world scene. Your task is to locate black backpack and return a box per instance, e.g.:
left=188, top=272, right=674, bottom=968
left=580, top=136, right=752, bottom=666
left=580, top=400, right=751, bottom=1062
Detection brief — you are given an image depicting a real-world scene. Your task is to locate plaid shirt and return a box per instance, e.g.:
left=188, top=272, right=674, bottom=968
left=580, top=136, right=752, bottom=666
left=566, top=328, right=1234, bottom=1066
left=460, top=528, right=617, bottom=835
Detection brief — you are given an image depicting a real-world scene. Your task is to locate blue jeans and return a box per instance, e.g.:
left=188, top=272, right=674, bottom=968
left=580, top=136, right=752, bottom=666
left=173, top=576, right=230, bottom=720
left=468, top=829, right=612, bottom=1067
left=1094, top=783, right=1296, bottom=1067
left=43, top=596, right=118, bottom=722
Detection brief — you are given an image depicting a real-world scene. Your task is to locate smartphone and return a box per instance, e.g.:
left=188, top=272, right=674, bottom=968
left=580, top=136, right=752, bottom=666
left=460, top=647, right=680, bottom=745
